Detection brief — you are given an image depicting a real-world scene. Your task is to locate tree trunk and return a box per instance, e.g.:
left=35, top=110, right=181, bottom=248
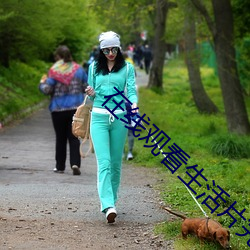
left=184, top=3, right=218, bottom=114
left=147, top=0, right=168, bottom=89
left=212, top=0, right=250, bottom=134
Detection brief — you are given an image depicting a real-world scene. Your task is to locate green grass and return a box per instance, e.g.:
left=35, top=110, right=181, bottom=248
left=130, top=58, right=250, bottom=250
left=0, top=60, right=50, bottom=123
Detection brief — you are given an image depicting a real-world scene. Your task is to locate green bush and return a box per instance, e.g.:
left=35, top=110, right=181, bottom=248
left=210, top=134, right=250, bottom=159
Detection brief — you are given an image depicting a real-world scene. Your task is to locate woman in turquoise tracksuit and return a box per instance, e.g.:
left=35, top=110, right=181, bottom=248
left=86, top=31, right=138, bottom=223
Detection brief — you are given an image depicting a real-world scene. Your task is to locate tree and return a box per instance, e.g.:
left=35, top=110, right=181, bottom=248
left=191, top=0, right=250, bottom=134
left=148, top=0, right=177, bottom=89
left=91, top=0, right=155, bottom=47
left=0, top=0, right=98, bottom=66
left=0, top=0, right=58, bottom=66
left=184, top=1, right=218, bottom=114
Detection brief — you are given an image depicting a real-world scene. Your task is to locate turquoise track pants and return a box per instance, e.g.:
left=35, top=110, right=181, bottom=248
left=90, top=111, right=127, bottom=212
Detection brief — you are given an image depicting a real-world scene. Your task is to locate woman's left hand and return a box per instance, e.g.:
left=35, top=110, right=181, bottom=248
left=85, top=86, right=96, bottom=97
left=131, top=103, right=138, bottom=113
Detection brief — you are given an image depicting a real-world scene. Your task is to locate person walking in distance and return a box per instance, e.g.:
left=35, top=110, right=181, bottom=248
left=39, top=45, right=88, bottom=175
left=143, top=44, right=152, bottom=74
left=125, top=100, right=137, bottom=160
left=123, top=52, right=138, bottom=160
left=85, top=31, right=138, bottom=223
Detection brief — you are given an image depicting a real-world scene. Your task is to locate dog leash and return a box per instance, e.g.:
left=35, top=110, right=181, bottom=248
left=184, top=184, right=209, bottom=218
left=140, top=120, right=209, bottom=219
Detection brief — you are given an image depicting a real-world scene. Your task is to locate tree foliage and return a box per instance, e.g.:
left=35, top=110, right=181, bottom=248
left=164, top=2, right=184, bottom=44
left=0, top=0, right=99, bottom=67
left=91, top=0, right=155, bottom=46
left=232, top=0, right=250, bottom=95
left=232, top=0, right=250, bottom=39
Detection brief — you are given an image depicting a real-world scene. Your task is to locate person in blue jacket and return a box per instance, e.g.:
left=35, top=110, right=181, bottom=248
left=39, top=45, right=88, bottom=176
left=85, top=31, right=138, bottom=223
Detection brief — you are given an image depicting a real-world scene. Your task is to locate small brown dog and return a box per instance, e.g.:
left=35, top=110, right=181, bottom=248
left=162, top=207, right=231, bottom=249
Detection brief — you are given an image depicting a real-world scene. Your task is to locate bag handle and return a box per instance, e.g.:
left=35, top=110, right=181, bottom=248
left=79, top=137, right=93, bottom=158
left=79, top=110, right=93, bottom=158
left=83, top=94, right=88, bottom=105
left=92, top=61, right=95, bottom=89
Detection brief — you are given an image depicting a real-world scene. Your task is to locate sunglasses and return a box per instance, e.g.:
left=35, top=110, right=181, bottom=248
left=102, top=47, right=119, bottom=55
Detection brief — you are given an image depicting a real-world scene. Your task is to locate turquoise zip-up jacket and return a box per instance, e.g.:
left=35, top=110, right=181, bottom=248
left=87, top=62, right=138, bottom=111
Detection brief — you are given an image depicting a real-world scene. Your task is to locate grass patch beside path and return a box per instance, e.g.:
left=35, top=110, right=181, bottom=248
left=129, top=58, right=250, bottom=250
left=0, top=60, right=50, bottom=125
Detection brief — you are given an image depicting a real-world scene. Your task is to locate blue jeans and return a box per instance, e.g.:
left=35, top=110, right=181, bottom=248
left=90, top=111, right=127, bottom=212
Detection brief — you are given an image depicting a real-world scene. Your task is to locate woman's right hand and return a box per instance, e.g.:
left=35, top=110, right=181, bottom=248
left=40, top=74, right=47, bottom=83
left=85, top=86, right=95, bottom=97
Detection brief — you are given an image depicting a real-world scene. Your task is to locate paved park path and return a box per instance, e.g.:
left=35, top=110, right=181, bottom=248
left=0, top=70, right=173, bottom=250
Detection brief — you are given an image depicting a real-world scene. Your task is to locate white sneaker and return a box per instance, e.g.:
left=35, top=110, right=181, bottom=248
left=53, top=168, right=64, bottom=173
left=127, top=152, right=133, bottom=160
left=105, top=207, right=117, bottom=223
left=72, top=165, right=81, bottom=175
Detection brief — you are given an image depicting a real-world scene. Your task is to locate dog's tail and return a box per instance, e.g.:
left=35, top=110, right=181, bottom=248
left=161, top=206, right=187, bottom=220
